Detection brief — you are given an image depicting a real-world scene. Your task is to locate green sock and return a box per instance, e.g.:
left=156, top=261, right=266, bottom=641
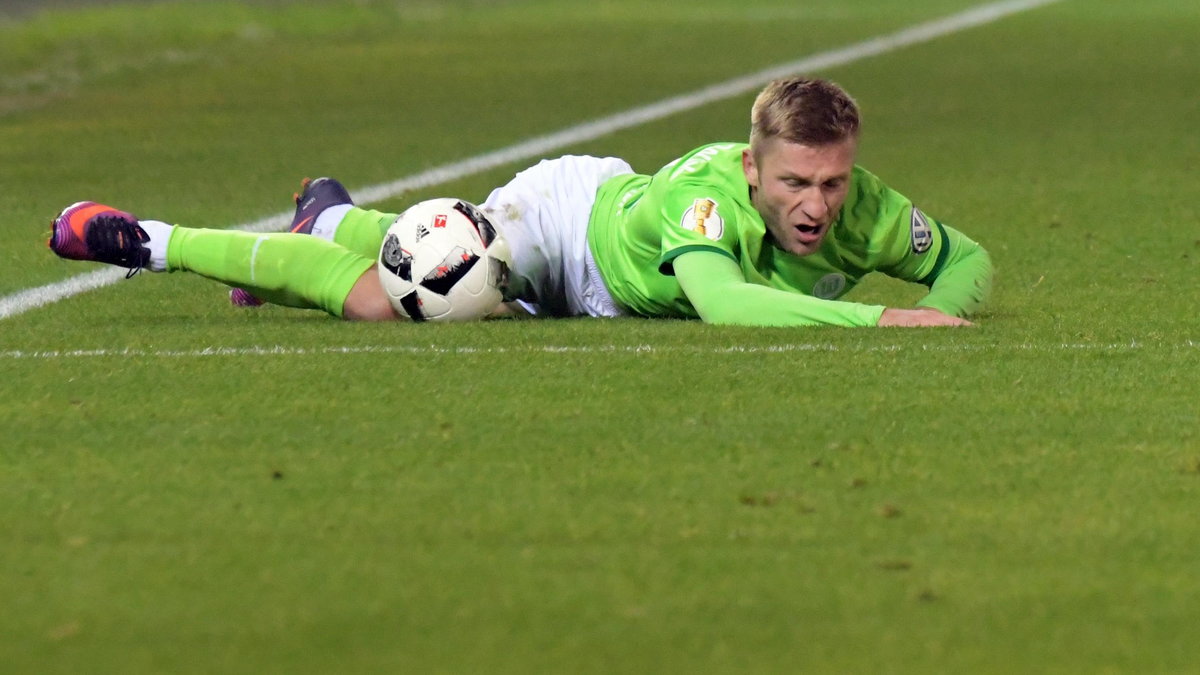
left=166, top=228, right=375, bottom=317
left=332, top=207, right=397, bottom=258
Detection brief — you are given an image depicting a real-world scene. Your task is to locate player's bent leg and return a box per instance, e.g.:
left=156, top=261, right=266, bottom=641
left=50, top=199, right=395, bottom=319
left=231, top=176, right=355, bottom=307
left=167, top=227, right=376, bottom=318
left=230, top=206, right=397, bottom=311
left=342, top=265, right=403, bottom=321
left=230, top=177, right=397, bottom=308
left=331, top=207, right=397, bottom=258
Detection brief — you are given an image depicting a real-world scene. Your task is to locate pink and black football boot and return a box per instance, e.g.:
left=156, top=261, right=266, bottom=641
left=48, top=201, right=150, bottom=278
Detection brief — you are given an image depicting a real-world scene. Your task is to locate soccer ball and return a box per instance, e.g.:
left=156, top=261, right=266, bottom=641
left=377, top=198, right=510, bottom=321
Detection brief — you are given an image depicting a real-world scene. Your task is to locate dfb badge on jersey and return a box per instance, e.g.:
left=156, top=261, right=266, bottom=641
left=680, top=197, right=724, bottom=241
left=910, top=207, right=933, bottom=254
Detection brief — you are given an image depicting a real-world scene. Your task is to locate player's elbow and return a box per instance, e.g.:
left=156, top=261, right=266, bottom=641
left=692, top=301, right=758, bottom=326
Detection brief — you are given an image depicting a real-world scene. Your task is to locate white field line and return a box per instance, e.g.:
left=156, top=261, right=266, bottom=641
left=1, top=0, right=1063, bottom=322
left=0, top=340, right=1185, bottom=361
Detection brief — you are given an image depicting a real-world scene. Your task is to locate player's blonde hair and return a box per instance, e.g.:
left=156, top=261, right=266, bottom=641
left=750, top=76, right=860, bottom=151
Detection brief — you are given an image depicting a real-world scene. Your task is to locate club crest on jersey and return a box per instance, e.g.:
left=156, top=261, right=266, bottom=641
left=910, top=207, right=933, bottom=254
left=680, top=198, right=724, bottom=241
left=812, top=273, right=846, bottom=299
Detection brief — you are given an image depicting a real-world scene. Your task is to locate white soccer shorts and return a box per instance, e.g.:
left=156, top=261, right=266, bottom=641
left=481, top=155, right=634, bottom=318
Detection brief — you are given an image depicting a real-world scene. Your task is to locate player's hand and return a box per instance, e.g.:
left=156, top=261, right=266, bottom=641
left=877, top=308, right=973, bottom=327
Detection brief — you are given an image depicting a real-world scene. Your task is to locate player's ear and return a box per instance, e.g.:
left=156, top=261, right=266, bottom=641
left=742, top=148, right=760, bottom=188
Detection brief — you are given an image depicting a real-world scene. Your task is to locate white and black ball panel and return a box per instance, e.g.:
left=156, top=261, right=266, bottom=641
left=380, top=232, right=414, bottom=282
left=453, top=199, right=498, bottom=247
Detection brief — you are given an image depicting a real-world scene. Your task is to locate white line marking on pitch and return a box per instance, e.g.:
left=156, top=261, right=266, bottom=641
left=0, top=340, right=1180, bottom=361
left=0, top=0, right=1063, bottom=321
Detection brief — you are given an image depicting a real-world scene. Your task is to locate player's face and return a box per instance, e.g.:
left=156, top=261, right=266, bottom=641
left=743, top=137, right=856, bottom=257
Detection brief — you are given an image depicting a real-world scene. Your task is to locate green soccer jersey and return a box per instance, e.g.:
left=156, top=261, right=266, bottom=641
left=587, top=142, right=989, bottom=326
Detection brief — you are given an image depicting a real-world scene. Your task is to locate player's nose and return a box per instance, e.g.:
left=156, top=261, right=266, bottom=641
left=799, top=190, right=829, bottom=222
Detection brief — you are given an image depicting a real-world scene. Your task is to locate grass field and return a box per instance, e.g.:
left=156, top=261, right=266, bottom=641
left=3, top=0, right=1200, bottom=672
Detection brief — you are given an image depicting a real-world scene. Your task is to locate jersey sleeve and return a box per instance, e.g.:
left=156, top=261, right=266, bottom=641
left=913, top=224, right=993, bottom=317
left=674, top=250, right=885, bottom=327
left=866, top=182, right=947, bottom=283
left=655, top=185, right=741, bottom=274
left=865, top=180, right=992, bottom=317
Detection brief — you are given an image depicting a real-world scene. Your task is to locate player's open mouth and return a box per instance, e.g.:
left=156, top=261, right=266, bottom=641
left=794, top=223, right=824, bottom=242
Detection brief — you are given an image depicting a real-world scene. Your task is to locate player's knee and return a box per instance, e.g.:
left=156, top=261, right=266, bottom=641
left=342, top=267, right=402, bottom=321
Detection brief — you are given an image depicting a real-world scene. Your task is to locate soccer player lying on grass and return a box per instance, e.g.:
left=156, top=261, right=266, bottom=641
left=48, top=76, right=991, bottom=327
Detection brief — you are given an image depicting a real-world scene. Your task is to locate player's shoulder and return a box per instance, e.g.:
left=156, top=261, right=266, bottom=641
left=659, top=142, right=748, bottom=184
left=849, top=164, right=887, bottom=196
left=652, top=143, right=749, bottom=216
left=843, top=164, right=910, bottom=217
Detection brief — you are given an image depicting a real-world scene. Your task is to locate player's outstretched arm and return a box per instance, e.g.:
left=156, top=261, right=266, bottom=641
left=674, top=251, right=870, bottom=327
left=675, top=251, right=972, bottom=328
